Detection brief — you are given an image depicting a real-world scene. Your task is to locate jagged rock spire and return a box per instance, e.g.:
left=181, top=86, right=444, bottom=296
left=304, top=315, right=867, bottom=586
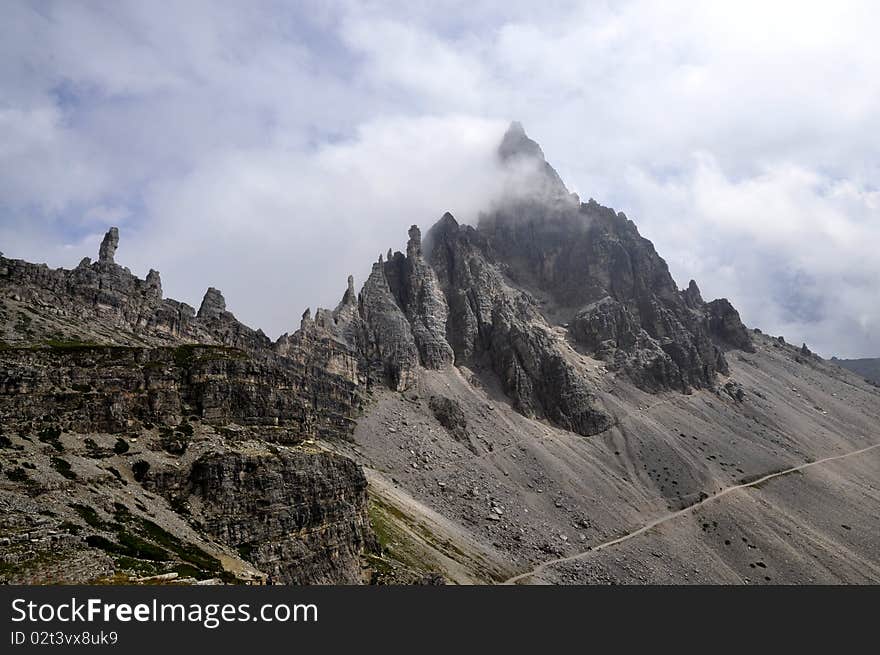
left=340, top=275, right=356, bottom=305
left=145, top=269, right=162, bottom=299
left=98, top=227, right=119, bottom=264
left=407, top=225, right=422, bottom=258
left=198, top=287, right=226, bottom=320
left=683, top=279, right=704, bottom=309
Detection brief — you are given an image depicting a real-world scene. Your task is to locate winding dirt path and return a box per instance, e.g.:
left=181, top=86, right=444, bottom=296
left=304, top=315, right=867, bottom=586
left=503, top=442, right=880, bottom=584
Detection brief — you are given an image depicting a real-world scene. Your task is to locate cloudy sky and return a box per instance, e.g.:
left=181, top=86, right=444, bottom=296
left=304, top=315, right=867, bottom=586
left=2, top=1, right=878, bottom=357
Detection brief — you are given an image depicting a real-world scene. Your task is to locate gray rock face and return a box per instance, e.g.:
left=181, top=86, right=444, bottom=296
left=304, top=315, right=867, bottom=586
left=0, top=344, right=361, bottom=440
left=145, top=269, right=162, bottom=299
left=0, top=229, right=270, bottom=352
left=384, top=225, right=454, bottom=369
left=146, top=450, right=374, bottom=584
left=682, top=280, right=704, bottom=309
left=0, top=228, right=377, bottom=584
left=706, top=298, right=756, bottom=353
left=98, top=227, right=119, bottom=264
left=497, top=121, right=569, bottom=198
left=295, top=227, right=454, bottom=392
left=478, top=122, right=753, bottom=392
left=0, top=340, right=371, bottom=584
left=426, top=213, right=613, bottom=437
left=358, top=259, right=420, bottom=391
left=197, top=287, right=227, bottom=319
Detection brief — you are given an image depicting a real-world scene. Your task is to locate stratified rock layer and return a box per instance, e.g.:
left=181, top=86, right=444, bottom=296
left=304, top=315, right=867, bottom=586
left=146, top=450, right=373, bottom=584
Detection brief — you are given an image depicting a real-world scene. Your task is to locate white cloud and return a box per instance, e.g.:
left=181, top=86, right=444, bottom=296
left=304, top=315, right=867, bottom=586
left=124, top=115, right=509, bottom=336
left=624, top=155, right=880, bottom=356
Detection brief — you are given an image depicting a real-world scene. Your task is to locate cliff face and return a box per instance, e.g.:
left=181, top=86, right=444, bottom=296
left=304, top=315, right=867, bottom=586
left=146, top=449, right=373, bottom=584
left=0, top=233, right=375, bottom=585
left=0, top=341, right=373, bottom=584
left=478, top=124, right=753, bottom=393
left=0, top=344, right=360, bottom=441
left=424, top=214, right=613, bottom=436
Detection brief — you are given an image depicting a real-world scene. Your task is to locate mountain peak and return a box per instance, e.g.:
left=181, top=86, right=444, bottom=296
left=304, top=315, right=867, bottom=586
left=198, top=286, right=227, bottom=319
left=495, top=122, right=570, bottom=200
left=498, top=121, right=546, bottom=162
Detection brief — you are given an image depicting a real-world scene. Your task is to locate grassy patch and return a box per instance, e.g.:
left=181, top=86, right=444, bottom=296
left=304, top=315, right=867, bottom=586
left=58, top=521, right=82, bottom=535
left=38, top=427, right=63, bottom=452
left=70, top=504, right=117, bottom=531
left=105, top=466, right=127, bottom=485
left=236, top=543, right=255, bottom=560
left=137, top=518, right=222, bottom=573
left=171, top=563, right=209, bottom=580
left=44, top=339, right=100, bottom=350
left=113, top=556, right=165, bottom=577
left=50, top=457, right=77, bottom=480
left=5, top=467, right=30, bottom=483
left=132, top=460, right=150, bottom=482
left=84, top=438, right=110, bottom=459
left=172, top=344, right=247, bottom=368
left=85, top=531, right=170, bottom=562
left=117, top=531, right=170, bottom=561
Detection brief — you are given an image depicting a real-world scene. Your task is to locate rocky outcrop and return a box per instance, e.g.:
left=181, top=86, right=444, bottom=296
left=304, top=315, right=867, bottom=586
left=384, top=226, right=455, bottom=369
left=706, top=298, right=756, bottom=353
left=385, top=225, right=454, bottom=369
left=357, top=258, right=420, bottom=391
left=297, top=225, right=455, bottom=392
left=197, top=287, right=227, bottom=320
left=146, top=449, right=374, bottom=584
left=426, top=213, right=613, bottom=436
left=195, top=287, right=272, bottom=353
left=0, top=337, right=372, bottom=584
left=0, top=121, right=762, bottom=586
left=428, top=395, right=476, bottom=453
left=682, top=280, right=704, bottom=309
left=0, top=343, right=362, bottom=440
left=477, top=123, right=753, bottom=392
left=0, top=229, right=271, bottom=353
left=497, top=121, right=569, bottom=201
left=98, top=227, right=119, bottom=264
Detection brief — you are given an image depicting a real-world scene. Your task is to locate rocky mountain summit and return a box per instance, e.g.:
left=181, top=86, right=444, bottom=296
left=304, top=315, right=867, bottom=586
left=2, top=124, right=878, bottom=585
left=480, top=124, right=754, bottom=393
